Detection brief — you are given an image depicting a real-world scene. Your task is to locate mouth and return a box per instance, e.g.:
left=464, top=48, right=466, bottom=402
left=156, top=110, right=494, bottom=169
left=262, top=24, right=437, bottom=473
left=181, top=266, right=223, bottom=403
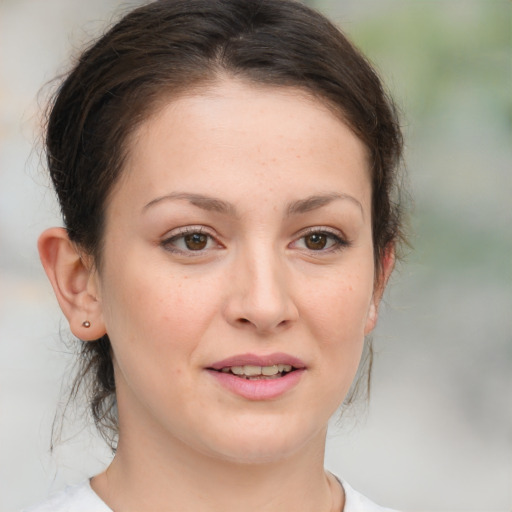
left=206, top=354, right=306, bottom=400
left=213, top=363, right=296, bottom=380
left=207, top=352, right=306, bottom=386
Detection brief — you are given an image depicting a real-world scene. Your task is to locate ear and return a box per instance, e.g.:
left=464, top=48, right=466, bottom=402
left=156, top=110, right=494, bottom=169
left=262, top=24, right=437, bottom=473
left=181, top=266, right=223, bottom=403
left=364, top=243, right=395, bottom=336
left=38, top=227, right=106, bottom=340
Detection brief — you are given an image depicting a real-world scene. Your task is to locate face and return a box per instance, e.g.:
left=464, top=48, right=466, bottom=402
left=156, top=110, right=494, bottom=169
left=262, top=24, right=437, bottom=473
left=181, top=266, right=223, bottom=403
left=93, top=79, right=383, bottom=464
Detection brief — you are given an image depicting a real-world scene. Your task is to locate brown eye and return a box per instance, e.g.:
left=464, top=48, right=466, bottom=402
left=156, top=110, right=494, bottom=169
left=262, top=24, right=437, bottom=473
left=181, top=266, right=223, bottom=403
left=292, top=229, right=348, bottom=253
left=184, top=233, right=208, bottom=250
left=161, top=228, right=218, bottom=255
left=304, top=233, right=328, bottom=250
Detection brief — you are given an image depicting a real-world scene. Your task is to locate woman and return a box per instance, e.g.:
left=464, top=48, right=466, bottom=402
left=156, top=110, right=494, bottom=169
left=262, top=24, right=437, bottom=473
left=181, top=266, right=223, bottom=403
left=29, top=0, right=404, bottom=510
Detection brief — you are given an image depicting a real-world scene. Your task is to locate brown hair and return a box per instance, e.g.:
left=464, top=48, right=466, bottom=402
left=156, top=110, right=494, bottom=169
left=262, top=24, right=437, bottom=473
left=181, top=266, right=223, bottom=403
left=45, top=0, right=405, bottom=449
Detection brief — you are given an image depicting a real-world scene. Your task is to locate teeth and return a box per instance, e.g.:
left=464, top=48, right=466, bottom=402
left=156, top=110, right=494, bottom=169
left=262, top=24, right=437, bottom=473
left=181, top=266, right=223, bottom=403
left=221, top=364, right=293, bottom=377
left=261, top=365, right=279, bottom=376
left=230, top=366, right=245, bottom=375
left=243, top=365, right=262, bottom=376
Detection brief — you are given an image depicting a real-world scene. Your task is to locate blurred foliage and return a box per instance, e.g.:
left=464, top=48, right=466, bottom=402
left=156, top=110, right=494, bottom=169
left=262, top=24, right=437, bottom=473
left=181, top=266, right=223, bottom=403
left=306, top=0, right=512, bottom=280
left=345, top=1, right=511, bottom=127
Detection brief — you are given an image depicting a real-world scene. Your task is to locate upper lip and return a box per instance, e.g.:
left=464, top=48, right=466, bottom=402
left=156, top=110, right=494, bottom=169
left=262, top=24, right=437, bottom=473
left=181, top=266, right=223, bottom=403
left=208, top=352, right=306, bottom=370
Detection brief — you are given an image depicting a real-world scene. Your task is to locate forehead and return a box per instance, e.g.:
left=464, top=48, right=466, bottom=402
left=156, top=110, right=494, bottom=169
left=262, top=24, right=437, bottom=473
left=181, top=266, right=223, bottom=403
left=116, top=79, right=371, bottom=210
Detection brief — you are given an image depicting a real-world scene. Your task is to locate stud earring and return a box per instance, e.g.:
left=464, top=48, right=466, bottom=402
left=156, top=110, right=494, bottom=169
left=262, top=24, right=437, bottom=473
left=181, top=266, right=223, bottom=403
left=82, top=320, right=91, bottom=328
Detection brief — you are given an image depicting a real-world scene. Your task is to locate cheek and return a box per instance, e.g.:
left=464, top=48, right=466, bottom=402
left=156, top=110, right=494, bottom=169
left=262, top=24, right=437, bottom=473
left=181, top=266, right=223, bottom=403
left=304, top=270, right=374, bottom=342
left=100, top=258, right=222, bottom=364
left=99, top=264, right=223, bottom=415
left=301, top=264, right=374, bottom=401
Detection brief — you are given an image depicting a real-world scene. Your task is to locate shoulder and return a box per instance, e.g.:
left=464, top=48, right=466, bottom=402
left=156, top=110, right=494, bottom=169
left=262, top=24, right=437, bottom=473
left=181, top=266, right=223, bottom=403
left=22, top=480, right=112, bottom=512
left=341, top=479, right=399, bottom=512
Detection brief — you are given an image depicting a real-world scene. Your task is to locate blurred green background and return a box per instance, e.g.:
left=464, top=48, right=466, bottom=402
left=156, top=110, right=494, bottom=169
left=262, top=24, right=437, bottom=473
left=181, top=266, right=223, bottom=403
left=1, top=1, right=510, bottom=510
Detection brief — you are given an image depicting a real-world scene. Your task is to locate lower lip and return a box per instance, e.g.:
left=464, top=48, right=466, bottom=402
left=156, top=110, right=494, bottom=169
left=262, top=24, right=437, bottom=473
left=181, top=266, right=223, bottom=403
left=206, top=369, right=305, bottom=400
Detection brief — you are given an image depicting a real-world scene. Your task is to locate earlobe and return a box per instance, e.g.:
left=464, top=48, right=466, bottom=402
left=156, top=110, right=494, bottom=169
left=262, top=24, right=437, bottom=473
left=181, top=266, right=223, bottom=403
left=364, top=243, right=396, bottom=336
left=364, top=302, right=378, bottom=336
left=38, top=227, right=106, bottom=340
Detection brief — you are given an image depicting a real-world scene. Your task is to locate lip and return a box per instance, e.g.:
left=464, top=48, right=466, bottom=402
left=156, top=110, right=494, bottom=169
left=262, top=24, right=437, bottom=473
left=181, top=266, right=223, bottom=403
left=208, top=352, right=306, bottom=371
left=206, top=352, right=306, bottom=401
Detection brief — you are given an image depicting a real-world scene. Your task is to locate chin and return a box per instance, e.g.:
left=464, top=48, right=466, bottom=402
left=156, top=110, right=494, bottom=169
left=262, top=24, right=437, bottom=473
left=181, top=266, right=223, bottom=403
left=196, top=419, right=325, bottom=466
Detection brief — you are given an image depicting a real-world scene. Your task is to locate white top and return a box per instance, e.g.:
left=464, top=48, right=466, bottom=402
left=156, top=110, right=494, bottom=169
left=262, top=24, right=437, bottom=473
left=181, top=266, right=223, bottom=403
left=23, top=478, right=398, bottom=512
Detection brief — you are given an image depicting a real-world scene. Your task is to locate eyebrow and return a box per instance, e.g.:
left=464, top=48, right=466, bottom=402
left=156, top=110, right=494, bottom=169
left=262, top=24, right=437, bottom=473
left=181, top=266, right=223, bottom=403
left=143, top=192, right=237, bottom=216
left=142, top=191, right=363, bottom=217
left=286, top=192, right=364, bottom=217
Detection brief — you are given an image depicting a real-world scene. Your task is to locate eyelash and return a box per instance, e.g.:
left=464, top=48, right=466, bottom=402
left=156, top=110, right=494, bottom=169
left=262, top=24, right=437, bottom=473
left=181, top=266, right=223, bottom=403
left=160, top=226, right=351, bottom=256
left=291, top=227, right=351, bottom=253
left=160, top=226, right=220, bottom=255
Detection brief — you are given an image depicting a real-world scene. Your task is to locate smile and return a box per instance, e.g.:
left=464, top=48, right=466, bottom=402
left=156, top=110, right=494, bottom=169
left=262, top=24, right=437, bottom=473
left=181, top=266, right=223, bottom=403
left=207, top=353, right=306, bottom=400
left=218, top=364, right=294, bottom=380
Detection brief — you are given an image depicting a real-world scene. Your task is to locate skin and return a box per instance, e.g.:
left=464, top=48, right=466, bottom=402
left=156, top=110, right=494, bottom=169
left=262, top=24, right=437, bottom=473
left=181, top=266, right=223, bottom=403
left=39, top=79, right=394, bottom=512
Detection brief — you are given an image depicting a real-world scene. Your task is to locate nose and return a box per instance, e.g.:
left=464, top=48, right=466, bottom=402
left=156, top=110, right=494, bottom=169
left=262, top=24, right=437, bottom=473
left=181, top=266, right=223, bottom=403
left=223, top=246, right=299, bottom=334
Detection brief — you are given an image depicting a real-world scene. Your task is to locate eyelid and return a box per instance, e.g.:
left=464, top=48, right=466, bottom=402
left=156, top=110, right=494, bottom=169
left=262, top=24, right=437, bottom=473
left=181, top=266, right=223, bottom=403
left=298, top=225, right=347, bottom=238
left=160, top=225, right=223, bottom=255
left=291, top=226, right=351, bottom=251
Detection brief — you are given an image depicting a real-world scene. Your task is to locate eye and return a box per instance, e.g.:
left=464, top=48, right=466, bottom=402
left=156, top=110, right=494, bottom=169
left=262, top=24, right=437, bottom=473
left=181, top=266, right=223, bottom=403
left=161, top=227, right=218, bottom=254
left=292, top=228, right=349, bottom=252
left=303, top=232, right=330, bottom=250
left=182, top=232, right=209, bottom=251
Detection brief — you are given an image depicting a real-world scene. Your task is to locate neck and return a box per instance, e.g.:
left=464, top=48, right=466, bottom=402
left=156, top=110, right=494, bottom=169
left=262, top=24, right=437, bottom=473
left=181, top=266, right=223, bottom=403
left=92, top=425, right=342, bottom=512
